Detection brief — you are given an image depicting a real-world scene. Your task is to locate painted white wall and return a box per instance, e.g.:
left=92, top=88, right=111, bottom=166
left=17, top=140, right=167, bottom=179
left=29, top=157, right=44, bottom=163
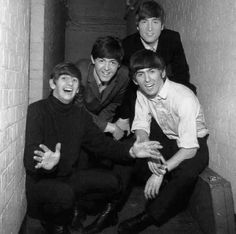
left=0, top=0, right=30, bottom=233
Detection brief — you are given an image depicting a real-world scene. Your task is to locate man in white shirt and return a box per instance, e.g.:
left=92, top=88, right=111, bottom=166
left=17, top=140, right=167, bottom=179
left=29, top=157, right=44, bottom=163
left=118, top=50, right=209, bottom=234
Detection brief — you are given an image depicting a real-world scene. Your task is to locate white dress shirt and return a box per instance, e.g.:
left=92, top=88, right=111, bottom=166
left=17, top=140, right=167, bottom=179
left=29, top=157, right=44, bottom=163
left=132, top=79, right=208, bottom=148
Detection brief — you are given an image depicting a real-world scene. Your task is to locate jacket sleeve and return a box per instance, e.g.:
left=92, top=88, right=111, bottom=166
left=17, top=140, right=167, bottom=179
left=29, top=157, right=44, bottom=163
left=81, top=109, right=134, bottom=163
left=94, top=69, right=130, bottom=130
left=23, top=104, right=57, bottom=176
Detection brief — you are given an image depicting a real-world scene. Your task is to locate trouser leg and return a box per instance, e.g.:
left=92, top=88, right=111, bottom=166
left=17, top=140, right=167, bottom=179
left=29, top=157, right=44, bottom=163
left=146, top=136, right=209, bottom=226
left=70, top=168, right=122, bottom=212
left=26, top=177, right=75, bottom=225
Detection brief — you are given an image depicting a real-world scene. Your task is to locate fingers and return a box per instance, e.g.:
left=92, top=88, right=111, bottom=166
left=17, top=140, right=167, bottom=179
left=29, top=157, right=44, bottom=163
left=39, top=144, right=50, bottom=152
left=35, top=162, right=43, bottom=169
left=34, top=150, right=44, bottom=157
left=145, top=141, right=163, bottom=149
left=55, top=143, right=61, bottom=153
left=148, top=162, right=163, bottom=175
left=144, top=181, right=157, bottom=200
left=33, top=156, right=43, bottom=162
left=158, top=155, right=166, bottom=164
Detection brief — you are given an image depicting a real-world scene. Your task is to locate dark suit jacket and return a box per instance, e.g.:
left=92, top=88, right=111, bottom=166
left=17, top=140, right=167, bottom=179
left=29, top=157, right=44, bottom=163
left=122, top=29, right=190, bottom=84
left=119, top=29, right=196, bottom=121
left=76, top=59, right=130, bottom=131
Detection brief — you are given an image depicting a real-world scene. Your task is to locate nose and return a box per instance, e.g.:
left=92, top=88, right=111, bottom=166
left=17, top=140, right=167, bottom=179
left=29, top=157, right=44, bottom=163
left=144, top=73, right=151, bottom=82
left=67, top=77, right=73, bottom=85
left=104, top=61, right=110, bottom=70
left=148, top=21, right=153, bottom=31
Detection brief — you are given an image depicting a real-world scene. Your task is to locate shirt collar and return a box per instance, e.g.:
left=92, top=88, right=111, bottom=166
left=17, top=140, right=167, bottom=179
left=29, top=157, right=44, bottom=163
left=155, top=78, right=170, bottom=100
left=140, top=38, right=158, bottom=52
left=93, top=68, right=102, bottom=87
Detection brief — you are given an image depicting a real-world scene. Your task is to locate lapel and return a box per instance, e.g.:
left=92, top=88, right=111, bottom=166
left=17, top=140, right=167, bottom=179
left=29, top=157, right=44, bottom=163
left=86, top=65, right=100, bottom=100
left=100, top=77, right=118, bottom=103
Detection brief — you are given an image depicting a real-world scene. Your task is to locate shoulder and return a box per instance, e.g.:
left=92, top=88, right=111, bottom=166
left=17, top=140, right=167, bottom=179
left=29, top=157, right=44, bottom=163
left=117, top=65, right=129, bottom=77
left=161, top=28, right=180, bottom=37
left=167, top=80, right=199, bottom=106
left=27, top=99, right=49, bottom=121
left=160, top=29, right=181, bottom=42
left=122, top=32, right=140, bottom=46
left=75, top=59, right=90, bottom=71
left=116, top=65, right=130, bottom=85
left=28, top=99, right=46, bottom=112
left=75, top=59, right=92, bottom=85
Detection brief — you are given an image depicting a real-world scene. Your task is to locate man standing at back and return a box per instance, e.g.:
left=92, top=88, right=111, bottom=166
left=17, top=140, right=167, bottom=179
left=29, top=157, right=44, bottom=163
left=117, top=0, right=196, bottom=130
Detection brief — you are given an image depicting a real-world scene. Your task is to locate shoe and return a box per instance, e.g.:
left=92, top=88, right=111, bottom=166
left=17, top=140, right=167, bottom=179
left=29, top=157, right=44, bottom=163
left=83, top=203, right=118, bottom=234
left=70, top=207, right=86, bottom=232
left=117, top=212, right=154, bottom=234
left=41, top=221, right=71, bottom=234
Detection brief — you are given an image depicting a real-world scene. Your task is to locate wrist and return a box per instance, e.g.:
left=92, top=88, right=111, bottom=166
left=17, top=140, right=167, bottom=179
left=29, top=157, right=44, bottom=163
left=129, top=147, right=136, bottom=158
left=163, top=164, right=169, bottom=174
left=104, top=122, right=116, bottom=133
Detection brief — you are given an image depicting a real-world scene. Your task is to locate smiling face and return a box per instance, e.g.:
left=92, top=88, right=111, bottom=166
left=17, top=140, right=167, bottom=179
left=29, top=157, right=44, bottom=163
left=134, top=68, right=165, bottom=98
left=137, top=17, right=163, bottom=47
left=50, top=74, right=79, bottom=104
left=91, top=57, right=120, bottom=84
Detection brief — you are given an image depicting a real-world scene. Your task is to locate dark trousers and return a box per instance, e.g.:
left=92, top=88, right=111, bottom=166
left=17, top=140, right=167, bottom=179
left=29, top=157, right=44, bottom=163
left=134, top=120, right=209, bottom=226
left=80, top=135, right=135, bottom=211
left=26, top=168, right=121, bottom=225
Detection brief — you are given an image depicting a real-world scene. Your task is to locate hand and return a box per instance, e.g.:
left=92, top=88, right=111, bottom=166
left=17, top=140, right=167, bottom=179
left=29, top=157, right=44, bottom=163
left=144, top=174, right=164, bottom=200
left=112, top=124, right=125, bottom=140
left=148, top=155, right=167, bottom=176
left=33, top=143, right=61, bottom=170
left=115, top=118, right=131, bottom=136
left=130, top=136, right=163, bottom=159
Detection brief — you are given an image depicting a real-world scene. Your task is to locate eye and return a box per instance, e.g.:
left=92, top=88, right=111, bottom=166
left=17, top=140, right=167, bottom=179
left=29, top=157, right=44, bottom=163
left=140, top=19, right=147, bottom=24
left=136, top=72, right=144, bottom=78
left=72, top=77, right=78, bottom=83
left=97, top=58, right=104, bottom=63
left=111, top=60, right=118, bottom=66
left=149, top=69, right=156, bottom=74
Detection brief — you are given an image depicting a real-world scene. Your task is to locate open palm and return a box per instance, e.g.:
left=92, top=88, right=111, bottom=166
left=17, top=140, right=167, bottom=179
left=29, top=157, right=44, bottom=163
left=34, top=143, right=61, bottom=170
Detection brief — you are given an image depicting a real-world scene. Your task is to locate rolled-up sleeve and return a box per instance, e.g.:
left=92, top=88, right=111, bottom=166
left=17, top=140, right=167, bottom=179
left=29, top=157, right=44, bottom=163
left=131, top=91, right=152, bottom=135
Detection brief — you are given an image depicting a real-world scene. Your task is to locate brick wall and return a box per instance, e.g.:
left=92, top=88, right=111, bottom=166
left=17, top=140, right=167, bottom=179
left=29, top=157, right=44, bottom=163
left=0, top=0, right=30, bottom=233
left=158, top=0, right=236, bottom=211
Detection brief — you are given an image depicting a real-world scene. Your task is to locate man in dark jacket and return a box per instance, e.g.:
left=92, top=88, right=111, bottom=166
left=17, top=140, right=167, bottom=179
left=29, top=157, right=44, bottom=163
left=116, top=0, right=196, bottom=132
left=23, top=62, right=162, bottom=234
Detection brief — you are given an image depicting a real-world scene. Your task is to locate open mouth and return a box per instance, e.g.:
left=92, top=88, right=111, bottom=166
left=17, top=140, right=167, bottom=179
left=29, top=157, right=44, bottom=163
left=63, top=87, right=73, bottom=93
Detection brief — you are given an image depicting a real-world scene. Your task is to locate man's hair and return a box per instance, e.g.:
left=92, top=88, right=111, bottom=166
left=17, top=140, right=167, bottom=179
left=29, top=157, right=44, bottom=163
left=50, top=62, right=81, bottom=82
left=91, top=36, right=124, bottom=63
left=136, top=1, right=165, bottom=24
left=129, top=49, right=166, bottom=78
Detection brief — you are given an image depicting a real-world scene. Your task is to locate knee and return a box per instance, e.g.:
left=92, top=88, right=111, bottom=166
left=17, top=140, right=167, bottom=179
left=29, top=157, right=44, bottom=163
left=107, top=174, right=122, bottom=195
left=53, top=184, right=75, bottom=209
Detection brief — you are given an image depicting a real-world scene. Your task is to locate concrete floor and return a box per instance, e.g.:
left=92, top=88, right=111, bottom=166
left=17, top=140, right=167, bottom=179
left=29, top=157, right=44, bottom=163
left=20, top=186, right=203, bottom=234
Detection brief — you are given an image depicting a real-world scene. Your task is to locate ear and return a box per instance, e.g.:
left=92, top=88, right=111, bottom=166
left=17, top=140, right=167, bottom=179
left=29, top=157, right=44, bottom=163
left=161, top=69, right=166, bottom=79
left=132, top=78, right=138, bottom=85
left=49, top=79, right=56, bottom=90
left=161, top=23, right=164, bottom=31
left=90, top=55, right=95, bottom=64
